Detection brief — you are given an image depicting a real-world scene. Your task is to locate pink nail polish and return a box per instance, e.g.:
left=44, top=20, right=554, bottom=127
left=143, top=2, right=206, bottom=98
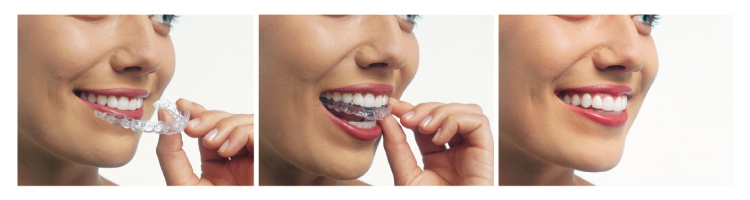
left=402, top=111, right=415, bottom=120
left=218, top=139, right=230, bottom=153
left=433, top=128, right=442, bottom=142
left=419, top=115, right=433, bottom=127
left=205, top=128, right=219, bottom=142
left=188, top=118, right=200, bottom=128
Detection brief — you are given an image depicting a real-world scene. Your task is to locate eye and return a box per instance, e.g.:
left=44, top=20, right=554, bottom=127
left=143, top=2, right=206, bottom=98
left=631, top=14, right=659, bottom=27
left=631, top=14, right=658, bottom=35
left=395, top=15, right=420, bottom=32
left=395, top=15, right=420, bottom=24
left=150, top=14, right=178, bottom=28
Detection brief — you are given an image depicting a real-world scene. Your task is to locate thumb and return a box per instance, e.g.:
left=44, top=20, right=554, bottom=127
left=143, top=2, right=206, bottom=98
left=380, top=115, right=422, bottom=185
left=155, top=109, right=202, bottom=185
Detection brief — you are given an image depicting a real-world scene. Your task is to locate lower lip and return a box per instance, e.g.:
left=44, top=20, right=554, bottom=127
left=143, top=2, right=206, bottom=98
left=320, top=102, right=382, bottom=141
left=561, top=99, right=628, bottom=127
left=79, top=98, right=144, bottom=120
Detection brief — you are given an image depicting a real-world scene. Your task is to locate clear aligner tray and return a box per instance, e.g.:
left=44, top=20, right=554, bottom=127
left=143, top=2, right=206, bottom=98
left=94, top=99, right=190, bottom=135
left=320, top=97, right=391, bottom=121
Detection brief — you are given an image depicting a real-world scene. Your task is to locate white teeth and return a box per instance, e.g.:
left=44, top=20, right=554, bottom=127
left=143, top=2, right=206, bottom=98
left=347, top=121, right=377, bottom=129
left=87, top=93, right=96, bottom=103
left=571, top=94, right=581, bottom=106
left=325, top=92, right=389, bottom=108
left=97, top=95, right=107, bottom=106
left=342, top=93, right=353, bottom=103
left=83, top=92, right=143, bottom=110
left=363, top=93, right=375, bottom=107
left=581, top=94, right=592, bottom=108
left=352, top=93, right=364, bottom=106
left=117, top=97, right=129, bottom=110
left=332, top=92, right=342, bottom=101
left=591, top=95, right=603, bottom=109
left=107, top=96, right=118, bottom=108
left=613, top=96, right=623, bottom=112
left=602, top=96, right=614, bottom=111
left=564, top=92, right=628, bottom=113
left=128, top=98, right=137, bottom=110
left=374, top=95, right=383, bottom=107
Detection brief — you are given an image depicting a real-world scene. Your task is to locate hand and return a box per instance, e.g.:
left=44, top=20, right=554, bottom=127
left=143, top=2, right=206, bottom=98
left=381, top=98, right=493, bottom=185
left=156, top=99, right=254, bottom=185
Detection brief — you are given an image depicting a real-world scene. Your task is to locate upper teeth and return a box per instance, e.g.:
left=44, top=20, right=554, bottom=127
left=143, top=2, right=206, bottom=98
left=562, top=93, right=627, bottom=112
left=80, top=91, right=144, bottom=111
left=323, top=92, right=389, bottom=108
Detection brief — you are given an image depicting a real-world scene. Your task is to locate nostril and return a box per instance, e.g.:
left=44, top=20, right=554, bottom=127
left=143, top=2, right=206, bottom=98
left=122, top=66, right=142, bottom=72
left=604, top=65, right=626, bottom=71
left=366, top=63, right=388, bottom=68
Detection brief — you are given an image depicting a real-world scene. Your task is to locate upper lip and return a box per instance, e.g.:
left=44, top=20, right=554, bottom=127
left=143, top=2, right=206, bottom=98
left=322, top=83, right=394, bottom=96
left=75, top=88, right=150, bottom=98
left=554, top=84, right=633, bottom=97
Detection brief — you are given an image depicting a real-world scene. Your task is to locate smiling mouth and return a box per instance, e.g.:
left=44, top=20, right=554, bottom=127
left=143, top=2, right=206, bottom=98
left=75, top=91, right=145, bottom=111
left=74, top=88, right=149, bottom=120
left=557, top=92, right=627, bottom=114
left=555, top=85, right=632, bottom=127
left=320, top=92, right=391, bottom=129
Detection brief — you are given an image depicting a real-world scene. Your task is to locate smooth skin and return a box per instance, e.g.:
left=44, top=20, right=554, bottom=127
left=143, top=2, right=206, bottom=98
left=18, top=15, right=174, bottom=185
left=382, top=98, right=493, bottom=185
left=259, top=15, right=494, bottom=185
left=156, top=99, right=254, bottom=185
left=497, top=15, right=658, bottom=185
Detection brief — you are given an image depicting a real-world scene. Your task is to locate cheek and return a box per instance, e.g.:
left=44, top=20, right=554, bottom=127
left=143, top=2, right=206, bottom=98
left=157, top=39, right=176, bottom=86
left=396, top=36, right=419, bottom=97
left=270, top=23, right=344, bottom=83
left=641, top=43, right=659, bottom=94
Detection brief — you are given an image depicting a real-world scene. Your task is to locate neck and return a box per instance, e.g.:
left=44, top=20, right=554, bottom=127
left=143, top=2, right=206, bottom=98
left=258, top=140, right=341, bottom=186
left=497, top=133, right=589, bottom=186
left=18, top=132, right=108, bottom=186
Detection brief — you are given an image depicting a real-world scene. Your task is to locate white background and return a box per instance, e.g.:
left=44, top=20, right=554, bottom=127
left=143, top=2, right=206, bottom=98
left=358, top=15, right=497, bottom=186
left=98, top=15, right=255, bottom=185
left=576, top=15, right=734, bottom=185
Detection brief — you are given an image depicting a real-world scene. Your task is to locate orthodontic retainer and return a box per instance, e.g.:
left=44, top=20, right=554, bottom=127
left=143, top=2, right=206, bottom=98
left=94, top=99, right=190, bottom=135
left=320, top=96, right=391, bottom=121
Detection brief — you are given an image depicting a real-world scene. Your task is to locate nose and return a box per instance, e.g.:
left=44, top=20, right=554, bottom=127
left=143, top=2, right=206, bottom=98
left=109, top=15, right=162, bottom=77
left=592, top=15, right=646, bottom=74
left=354, top=15, right=410, bottom=72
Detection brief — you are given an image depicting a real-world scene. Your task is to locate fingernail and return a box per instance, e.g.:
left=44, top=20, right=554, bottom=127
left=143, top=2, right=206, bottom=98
left=218, top=139, right=230, bottom=153
left=205, top=128, right=219, bottom=142
left=402, top=111, right=415, bottom=120
left=188, top=118, right=201, bottom=128
left=390, top=97, right=399, bottom=103
left=432, top=128, right=442, bottom=142
left=419, top=115, right=433, bottom=127
left=182, top=98, right=192, bottom=104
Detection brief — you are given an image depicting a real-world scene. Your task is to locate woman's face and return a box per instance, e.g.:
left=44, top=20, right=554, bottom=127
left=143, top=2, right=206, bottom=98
left=498, top=15, right=658, bottom=172
left=260, top=15, right=419, bottom=179
left=18, top=15, right=175, bottom=167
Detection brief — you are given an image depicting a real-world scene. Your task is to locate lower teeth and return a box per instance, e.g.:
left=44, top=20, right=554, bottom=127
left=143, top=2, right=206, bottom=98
left=595, top=110, right=623, bottom=115
left=95, top=99, right=190, bottom=135
left=320, top=97, right=391, bottom=121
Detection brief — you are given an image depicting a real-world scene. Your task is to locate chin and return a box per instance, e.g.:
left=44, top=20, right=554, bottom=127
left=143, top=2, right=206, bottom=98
left=323, top=159, right=375, bottom=180
left=301, top=152, right=376, bottom=181
left=556, top=148, right=625, bottom=172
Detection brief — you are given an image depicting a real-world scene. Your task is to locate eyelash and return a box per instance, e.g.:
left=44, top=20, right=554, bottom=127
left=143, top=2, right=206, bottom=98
left=396, top=14, right=420, bottom=25
left=150, top=14, right=179, bottom=28
left=632, top=14, right=659, bottom=27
